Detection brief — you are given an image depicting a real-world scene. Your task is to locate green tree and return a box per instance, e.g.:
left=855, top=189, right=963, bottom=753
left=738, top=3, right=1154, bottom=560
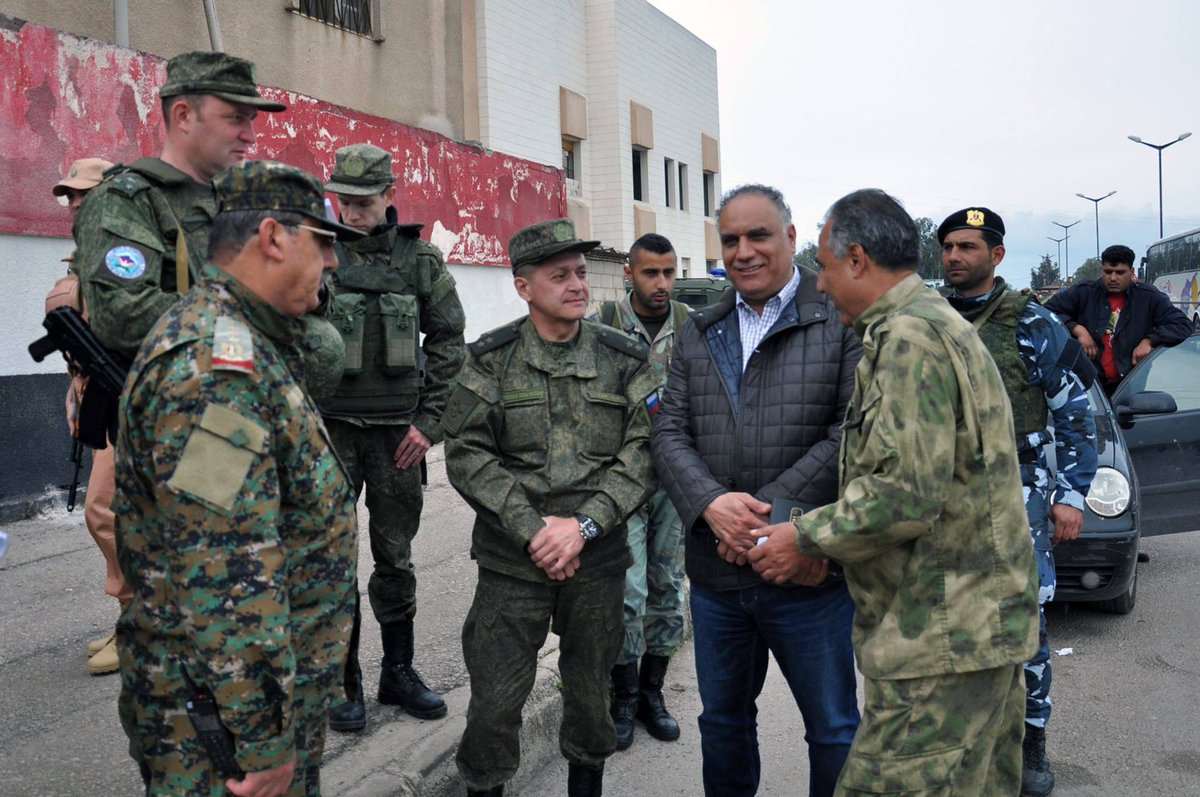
left=1072, top=257, right=1100, bottom=283
left=1030, top=254, right=1060, bottom=290
left=913, top=217, right=943, bottom=281
left=795, top=240, right=820, bottom=271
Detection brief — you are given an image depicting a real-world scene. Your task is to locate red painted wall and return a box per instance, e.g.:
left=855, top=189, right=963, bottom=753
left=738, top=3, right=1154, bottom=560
left=0, top=14, right=565, bottom=267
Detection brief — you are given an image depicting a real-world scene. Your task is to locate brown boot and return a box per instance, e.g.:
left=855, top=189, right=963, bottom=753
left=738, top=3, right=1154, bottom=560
left=87, top=635, right=119, bottom=675
left=87, top=631, right=115, bottom=657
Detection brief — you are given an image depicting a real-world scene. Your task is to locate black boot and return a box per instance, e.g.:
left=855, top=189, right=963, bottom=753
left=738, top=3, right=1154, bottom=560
left=636, top=654, right=680, bottom=742
left=466, top=787, right=503, bottom=796
left=379, top=620, right=447, bottom=719
left=609, top=662, right=639, bottom=751
left=567, top=762, right=603, bottom=797
left=330, top=598, right=366, bottom=732
left=1021, top=725, right=1055, bottom=796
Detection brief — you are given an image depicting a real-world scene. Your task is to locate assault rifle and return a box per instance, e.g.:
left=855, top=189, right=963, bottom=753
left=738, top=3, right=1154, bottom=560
left=29, top=307, right=130, bottom=451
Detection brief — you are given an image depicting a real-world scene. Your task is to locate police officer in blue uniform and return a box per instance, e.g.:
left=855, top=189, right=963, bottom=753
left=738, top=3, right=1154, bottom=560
left=939, top=208, right=1098, bottom=797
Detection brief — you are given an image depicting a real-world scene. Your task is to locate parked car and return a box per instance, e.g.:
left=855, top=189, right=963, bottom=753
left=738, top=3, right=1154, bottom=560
left=1052, top=331, right=1200, bottom=613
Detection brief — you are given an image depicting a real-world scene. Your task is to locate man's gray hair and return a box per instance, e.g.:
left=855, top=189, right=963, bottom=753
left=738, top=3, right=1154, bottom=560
left=209, top=209, right=306, bottom=264
left=823, top=189, right=919, bottom=272
left=718, top=183, right=792, bottom=226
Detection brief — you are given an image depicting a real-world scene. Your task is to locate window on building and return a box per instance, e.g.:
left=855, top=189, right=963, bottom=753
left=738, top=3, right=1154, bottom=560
left=680, top=256, right=691, bottom=277
left=678, top=163, right=689, bottom=212
left=706, top=259, right=720, bottom=274
left=664, top=157, right=676, bottom=208
left=632, top=148, right=648, bottom=202
left=562, top=139, right=576, bottom=180
left=292, top=0, right=380, bottom=38
left=703, top=172, right=716, bottom=218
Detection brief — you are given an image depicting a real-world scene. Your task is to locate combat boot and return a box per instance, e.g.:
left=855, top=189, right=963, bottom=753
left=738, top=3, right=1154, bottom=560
left=1021, top=725, right=1055, bottom=796
left=87, top=634, right=119, bottom=675
left=567, top=762, right=603, bottom=797
left=378, top=621, right=447, bottom=719
left=329, top=653, right=366, bottom=732
left=609, top=662, right=639, bottom=750
left=636, top=653, right=680, bottom=742
left=87, top=630, right=115, bottom=657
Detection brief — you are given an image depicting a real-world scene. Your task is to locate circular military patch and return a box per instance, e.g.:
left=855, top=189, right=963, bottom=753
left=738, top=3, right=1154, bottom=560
left=105, top=246, right=147, bottom=280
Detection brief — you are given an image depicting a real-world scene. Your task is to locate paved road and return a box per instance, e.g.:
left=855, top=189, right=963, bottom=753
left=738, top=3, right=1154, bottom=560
left=524, top=532, right=1200, bottom=796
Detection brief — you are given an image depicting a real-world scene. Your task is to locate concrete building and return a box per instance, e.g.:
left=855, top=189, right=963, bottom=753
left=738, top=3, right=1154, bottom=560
left=0, top=1, right=720, bottom=517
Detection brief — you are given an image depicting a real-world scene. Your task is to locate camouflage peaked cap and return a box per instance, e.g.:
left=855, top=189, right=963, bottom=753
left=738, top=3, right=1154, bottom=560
left=213, top=161, right=362, bottom=241
left=160, top=51, right=286, bottom=112
left=508, top=218, right=600, bottom=272
left=325, top=144, right=396, bottom=196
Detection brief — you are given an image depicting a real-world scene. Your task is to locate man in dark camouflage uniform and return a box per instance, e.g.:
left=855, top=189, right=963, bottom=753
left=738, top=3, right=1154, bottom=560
left=320, top=143, right=466, bottom=731
left=442, top=219, right=659, bottom=797
left=939, top=207, right=1097, bottom=796
left=751, top=189, right=1039, bottom=796
left=114, top=161, right=362, bottom=796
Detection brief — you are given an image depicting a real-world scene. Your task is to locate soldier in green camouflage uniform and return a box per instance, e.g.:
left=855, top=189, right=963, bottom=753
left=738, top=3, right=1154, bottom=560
left=750, top=190, right=1038, bottom=796
left=113, top=161, right=362, bottom=796
left=443, top=219, right=659, bottom=797
left=597, top=232, right=689, bottom=749
left=319, top=144, right=467, bottom=730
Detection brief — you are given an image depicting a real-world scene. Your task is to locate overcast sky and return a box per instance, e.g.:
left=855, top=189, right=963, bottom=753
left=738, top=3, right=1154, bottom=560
left=648, top=0, right=1200, bottom=288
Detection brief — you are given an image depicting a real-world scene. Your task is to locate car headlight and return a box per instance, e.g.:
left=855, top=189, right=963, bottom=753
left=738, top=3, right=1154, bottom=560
left=1085, top=467, right=1131, bottom=518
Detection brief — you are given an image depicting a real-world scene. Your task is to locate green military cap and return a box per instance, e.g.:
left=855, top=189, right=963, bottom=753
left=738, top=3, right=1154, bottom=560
left=325, top=144, right=396, bottom=196
left=213, top=160, right=363, bottom=241
left=160, top=51, right=287, bottom=112
left=508, top=218, right=600, bottom=271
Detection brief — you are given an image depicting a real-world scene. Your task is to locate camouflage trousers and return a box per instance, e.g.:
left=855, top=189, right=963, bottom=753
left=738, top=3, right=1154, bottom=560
left=618, top=487, right=686, bottom=664
left=457, top=567, right=624, bottom=791
left=326, top=420, right=423, bottom=624
left=835, top=665, right=1026, bottom=796
left=1021, top=462, right=1055, bottom=729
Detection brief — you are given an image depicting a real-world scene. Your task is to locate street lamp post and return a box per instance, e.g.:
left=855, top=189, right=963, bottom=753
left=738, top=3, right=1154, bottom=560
left=1128, top=132, right=1192, bottom=238
left=1047, top=235, right=1066, bottom=277
left=1053, top=220, right=1081, bottom=281
left=1076, top=190, right=1117, bottom=263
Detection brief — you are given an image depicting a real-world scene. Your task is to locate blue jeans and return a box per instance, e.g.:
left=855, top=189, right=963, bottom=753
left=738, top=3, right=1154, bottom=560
left=691, top=580, right=859, bottom=797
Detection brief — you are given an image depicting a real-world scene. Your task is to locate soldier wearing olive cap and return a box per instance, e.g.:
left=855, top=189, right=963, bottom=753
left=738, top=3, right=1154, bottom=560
left=443, top=218, right=659, bottom=797
left=319, top=143, right=466, bottom=731
left=114, top=160, right=361, bottom=797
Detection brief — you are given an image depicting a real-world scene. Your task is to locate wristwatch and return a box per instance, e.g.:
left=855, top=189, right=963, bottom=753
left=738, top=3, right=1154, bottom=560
left=575, top=514, right=601, bottom=542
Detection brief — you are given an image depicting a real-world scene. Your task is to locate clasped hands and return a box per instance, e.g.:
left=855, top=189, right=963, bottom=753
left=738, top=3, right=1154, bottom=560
left=703, top=492, right=828, bottom=586
left=529, top=516, right=585, bottom=581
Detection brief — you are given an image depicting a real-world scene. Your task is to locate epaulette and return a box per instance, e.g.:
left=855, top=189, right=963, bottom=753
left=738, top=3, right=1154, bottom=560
left=595, top=324, right=649, bottom=361
left=468, top=321, right=522, bottom=356
left=398, top=223, right=425, bottom=238
left=211, top=316, right=256, bottom=375
left=104, top=166, right=153, bottom=200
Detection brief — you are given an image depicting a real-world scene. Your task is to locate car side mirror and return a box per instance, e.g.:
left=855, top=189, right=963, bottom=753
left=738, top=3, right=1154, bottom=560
left=1115, top=390, right=1178, bottom=423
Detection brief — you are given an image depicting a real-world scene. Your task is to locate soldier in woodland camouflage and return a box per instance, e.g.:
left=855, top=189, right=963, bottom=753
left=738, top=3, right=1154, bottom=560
left=938, top=207, right=1097, bottom=797
left=320, top=143, right=467, bottom=731
left=750, top=189, right=1039, bottom=796
left=596, top=232, right=690, bottom=749
left=114, top=161, right=361, bottom=797
left=443, top=219, right=659, bottom=797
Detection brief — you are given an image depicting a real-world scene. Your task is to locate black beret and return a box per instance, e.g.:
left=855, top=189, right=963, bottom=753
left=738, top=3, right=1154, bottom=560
left=937, top=207, right=1005, bottom=244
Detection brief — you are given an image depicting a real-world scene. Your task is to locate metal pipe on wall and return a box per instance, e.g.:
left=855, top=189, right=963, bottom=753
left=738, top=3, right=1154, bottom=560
left=202, top=0, right=224, bottom=52
left=114, top=0, right=129, bottom=46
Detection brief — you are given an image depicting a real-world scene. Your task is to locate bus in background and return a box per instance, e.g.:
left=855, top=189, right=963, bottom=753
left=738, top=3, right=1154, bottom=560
left=1142, top=227, right=1200, bottom=330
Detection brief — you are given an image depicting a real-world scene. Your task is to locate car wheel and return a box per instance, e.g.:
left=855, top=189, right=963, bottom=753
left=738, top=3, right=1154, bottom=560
left=1098, top=560, right=1138, bottom=615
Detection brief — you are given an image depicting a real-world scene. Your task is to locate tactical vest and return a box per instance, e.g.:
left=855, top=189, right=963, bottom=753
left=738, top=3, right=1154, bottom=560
left=964, top=288, right=1048, bottom=438
left=321, top=225, right=430, bottom=419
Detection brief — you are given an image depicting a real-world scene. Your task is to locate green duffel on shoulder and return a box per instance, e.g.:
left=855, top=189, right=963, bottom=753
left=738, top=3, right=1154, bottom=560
left=379, top=292, right=420, bottom=375
left=330, top=292, right=366, bottom=374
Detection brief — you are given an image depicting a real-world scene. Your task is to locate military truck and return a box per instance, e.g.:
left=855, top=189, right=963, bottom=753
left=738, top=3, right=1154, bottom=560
left=672, top=275, right=730, bottom=308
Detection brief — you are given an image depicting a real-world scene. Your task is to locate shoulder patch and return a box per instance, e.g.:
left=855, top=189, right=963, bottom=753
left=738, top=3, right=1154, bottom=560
left=596, top=325, right=649, bottom=361
left=469, top=322, right=521, bottom=356
left=212, top=316, right=255, bottom=375
left=105, top=246, right=147, bottom=279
